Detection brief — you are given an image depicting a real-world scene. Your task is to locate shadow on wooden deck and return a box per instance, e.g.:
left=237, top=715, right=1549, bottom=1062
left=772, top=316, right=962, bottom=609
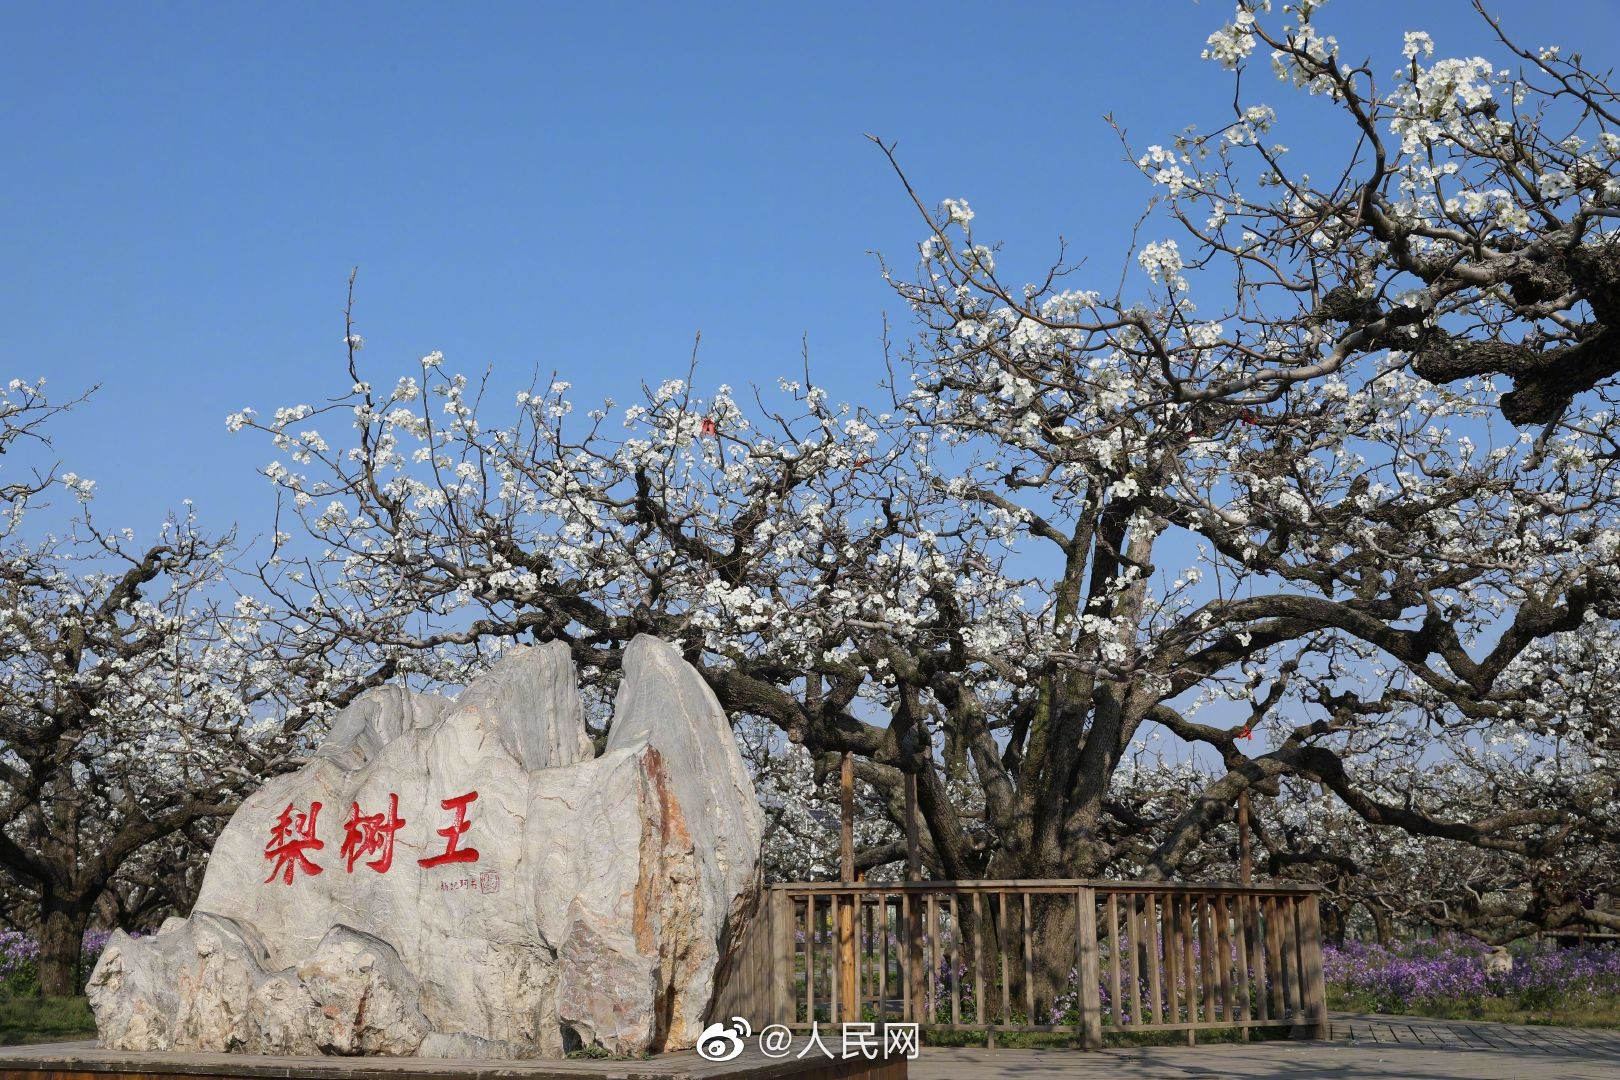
left=0, top=1041, right=904, bottom=1080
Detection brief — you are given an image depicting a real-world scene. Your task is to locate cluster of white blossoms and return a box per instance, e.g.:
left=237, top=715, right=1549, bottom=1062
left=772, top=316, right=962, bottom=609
left=1202, top=6, right=1256, bottom=70
left=1136, top=240, right=1185, bottom=287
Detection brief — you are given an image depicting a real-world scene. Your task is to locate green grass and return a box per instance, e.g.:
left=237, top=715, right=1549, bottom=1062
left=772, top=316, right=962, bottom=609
left=1329, top=989, right=1620, bottom=1029
left=564, top=1044, right=616, bottom=1059
left=0, top=994, right=97, bottom=1046
left=564, top=1043, right=649, bottom=1060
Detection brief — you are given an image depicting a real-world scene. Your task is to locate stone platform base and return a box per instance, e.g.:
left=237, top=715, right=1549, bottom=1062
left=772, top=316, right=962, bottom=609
left=0, top=1043, right=904, bottom=1080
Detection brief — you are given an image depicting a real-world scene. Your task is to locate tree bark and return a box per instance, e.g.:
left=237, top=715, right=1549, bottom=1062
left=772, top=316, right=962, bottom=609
left=1367, top=902, right=1393, bottom=947
left=36, top=891, right=92, bottom=997
left=1322, top=900, right=1346, bottom=946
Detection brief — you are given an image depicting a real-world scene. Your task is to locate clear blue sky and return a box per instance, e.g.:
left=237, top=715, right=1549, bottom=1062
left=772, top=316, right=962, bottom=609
left=4, top=0, right=1615, bottom=536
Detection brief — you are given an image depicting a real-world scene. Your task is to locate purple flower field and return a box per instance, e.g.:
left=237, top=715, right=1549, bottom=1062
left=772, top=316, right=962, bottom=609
left=1324, top=937, right=1620, bottom=1014
left=794, top=930, right=1620, bottom=1027
left=0, top=929, right=122, bottom=997
left=0, top=932, right=39, bottom=979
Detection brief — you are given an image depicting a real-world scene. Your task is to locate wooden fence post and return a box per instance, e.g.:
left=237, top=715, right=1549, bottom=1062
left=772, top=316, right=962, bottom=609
left=904, top=772, right=926, bottom=1023
left=770, top=888, right=793, bottom=1025
left=909, top=894, right=928, bottom=1024
left=838, top=892, right=858, bottom=1022
left=1076, top=886, right=1103, bottom=1049
left=839, top=754, right=859, bottom=1022
left=1293, top=893, right=1329, bottom=1040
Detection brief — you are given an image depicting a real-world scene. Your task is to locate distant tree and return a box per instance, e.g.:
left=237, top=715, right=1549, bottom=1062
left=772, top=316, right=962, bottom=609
left=736, top=716, right=907, bottom=883
left=0, top=378, right=90, bottom=516
left=0, top=383, right=383, bottom=996
left=0, top=499, right=252, bottom=992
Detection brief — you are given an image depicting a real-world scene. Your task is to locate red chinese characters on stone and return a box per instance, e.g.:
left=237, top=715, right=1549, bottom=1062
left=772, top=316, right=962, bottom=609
left=264, top=802, right=325, bottom=884
left=418, top=790, right=480, bottom=868
left=340, top=793, right=407, bottom=874
left=263, top=790, right=484, bottom=883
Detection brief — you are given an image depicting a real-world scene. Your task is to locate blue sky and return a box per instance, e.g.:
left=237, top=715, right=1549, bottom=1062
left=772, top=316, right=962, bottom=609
left=4, top=0, right=1615, bottom=536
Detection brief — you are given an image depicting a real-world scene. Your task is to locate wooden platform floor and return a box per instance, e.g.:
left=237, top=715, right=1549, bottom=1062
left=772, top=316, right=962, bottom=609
left=911, top=1013, right=1620, bottom=1079
left=0, top=1042, right=900, bottom=1080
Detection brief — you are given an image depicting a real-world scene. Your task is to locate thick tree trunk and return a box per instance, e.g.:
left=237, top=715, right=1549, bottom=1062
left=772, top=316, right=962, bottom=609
left=1367, top=902, right=1393, bottom=947
left=981, top=845, right=1101, bottom=1023
left=37, top=893, right=92, bottom=997
left=1322, top=900, right=1347, bottom=946
left=1029, top=896, right=1079, bottom=1023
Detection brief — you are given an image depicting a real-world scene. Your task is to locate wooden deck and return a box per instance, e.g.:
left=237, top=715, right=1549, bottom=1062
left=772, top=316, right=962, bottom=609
left=0, top=1042, right=902, bottom=1080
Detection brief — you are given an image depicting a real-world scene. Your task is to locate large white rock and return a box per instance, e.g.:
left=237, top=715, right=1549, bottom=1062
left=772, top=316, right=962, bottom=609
left=87, top=637, right=764, bottom=1058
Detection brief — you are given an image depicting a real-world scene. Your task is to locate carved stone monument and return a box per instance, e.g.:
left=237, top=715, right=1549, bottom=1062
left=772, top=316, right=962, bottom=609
left=87, top=636, right=764, bottom=1058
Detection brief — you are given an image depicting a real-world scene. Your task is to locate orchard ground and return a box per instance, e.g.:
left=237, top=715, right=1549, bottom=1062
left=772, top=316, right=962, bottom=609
left=5, top=933, right=1618, bottom=1080
left=4, top=1012, right=1620, bottom=1079
left=910, top=1016, right=1620, bottom=1080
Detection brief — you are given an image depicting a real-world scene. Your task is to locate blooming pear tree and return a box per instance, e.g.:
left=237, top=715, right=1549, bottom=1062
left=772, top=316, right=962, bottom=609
left=235, top=3, right=1620, bottom=942
left=0, top=500, right=260, bottom=991
left=0, top=383, right=392, bottom=995
left=234, top=317, right=1022, bottom=883
left=869, top=0, right=1620, bottom=927
left=1255, top=619, right=1620, bottom=943
left=0, top=378, right=93, bottom=525
left=1113, top=737, right=1618, bottom=945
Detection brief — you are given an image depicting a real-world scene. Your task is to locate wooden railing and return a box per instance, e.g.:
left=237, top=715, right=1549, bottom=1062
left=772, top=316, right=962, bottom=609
left=709, top=880, right=1327, bottom=1048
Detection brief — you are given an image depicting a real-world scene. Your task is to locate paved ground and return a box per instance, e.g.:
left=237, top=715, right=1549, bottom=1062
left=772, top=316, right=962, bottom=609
left=910, top=1013, right=1620, bottom=1079
left=5, top=1015, right=1616, bottom=1080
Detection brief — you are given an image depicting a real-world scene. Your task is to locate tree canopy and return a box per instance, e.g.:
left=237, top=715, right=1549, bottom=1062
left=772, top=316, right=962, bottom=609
left=219, top=0, right=1620, bottom=944
left=5, top=2, right=1620, bottom=987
